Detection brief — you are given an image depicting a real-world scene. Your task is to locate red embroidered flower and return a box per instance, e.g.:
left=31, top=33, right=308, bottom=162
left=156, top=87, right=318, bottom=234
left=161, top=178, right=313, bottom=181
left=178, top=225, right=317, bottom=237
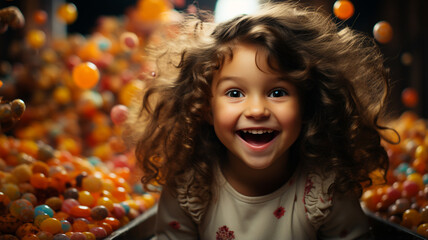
left=273, top=206, right=285, bottom=219
left=168, top=221, right=180, bottom=230
left=216, top=225, right=235, bottom=240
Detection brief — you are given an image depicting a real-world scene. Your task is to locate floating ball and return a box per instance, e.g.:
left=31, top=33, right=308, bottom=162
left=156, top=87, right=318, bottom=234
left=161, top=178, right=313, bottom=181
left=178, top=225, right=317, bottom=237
left=110, top=104, right=129, bottom=125
left=120, top=32, right=139, bottom=51
left=10, top=99, right=26, bottom=119
left=373, top=21, right=393, bottom=44
left=333, top=0, right=354, bottom=20
left=136, top=0, right=169, bottom=22
left=72, top=62, right=100, bottom=89
left=53, top=86, right=72, bottom=105
left=401, top=87, right=418, bottom=108
left=119, top=80, right=144, bottom=106
left=27, top=29, right=46, bottom=49
left=57, top=3, right=78, bottom=24
left=33, top=10, right=48, bottom=25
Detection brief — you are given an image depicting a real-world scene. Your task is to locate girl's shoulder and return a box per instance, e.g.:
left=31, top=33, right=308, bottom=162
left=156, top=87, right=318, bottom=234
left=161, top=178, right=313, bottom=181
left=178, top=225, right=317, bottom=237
left=301, top=169, right=336, bottom=229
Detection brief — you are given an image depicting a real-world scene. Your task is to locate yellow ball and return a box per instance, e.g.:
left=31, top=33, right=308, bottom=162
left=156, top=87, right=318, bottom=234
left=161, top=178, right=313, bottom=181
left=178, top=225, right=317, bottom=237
left=119, top=80, right=144, bottom=106
left=27, top=29, right=46, bottom=49
left=53, top=86, right=72, bottom=105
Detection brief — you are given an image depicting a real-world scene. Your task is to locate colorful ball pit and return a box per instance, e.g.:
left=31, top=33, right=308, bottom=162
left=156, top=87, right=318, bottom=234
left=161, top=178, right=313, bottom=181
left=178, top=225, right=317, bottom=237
left=361, top=112, right=428, bottom=238
left=0, top=135, right=159, bottom=239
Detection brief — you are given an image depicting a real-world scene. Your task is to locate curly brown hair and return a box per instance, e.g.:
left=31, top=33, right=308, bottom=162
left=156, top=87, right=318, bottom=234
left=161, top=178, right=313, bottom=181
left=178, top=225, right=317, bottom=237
left=125, top=1, right=393, bottom=220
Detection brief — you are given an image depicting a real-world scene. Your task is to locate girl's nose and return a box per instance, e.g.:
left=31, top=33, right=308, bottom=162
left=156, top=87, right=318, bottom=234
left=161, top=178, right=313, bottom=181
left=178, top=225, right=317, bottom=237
left=244, top=97, right=270, bottom=120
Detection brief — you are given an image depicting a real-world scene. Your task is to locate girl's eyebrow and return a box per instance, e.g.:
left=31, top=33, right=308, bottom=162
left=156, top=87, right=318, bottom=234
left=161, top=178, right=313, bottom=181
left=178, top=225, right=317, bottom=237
left=214, top=76, right=241, bottom=88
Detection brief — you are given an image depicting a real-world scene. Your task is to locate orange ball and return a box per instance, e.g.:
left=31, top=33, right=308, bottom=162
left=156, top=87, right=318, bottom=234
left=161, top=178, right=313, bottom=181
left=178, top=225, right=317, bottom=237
left=40, top=217, right=62, bottom=235
left=57, top=3, right=78, bottom=24
left=333, top=0, right=355, bottom=20
left=401, top=87, right=418, bottom=108
left=72, top=62, right=100, bottom=89
left=373, top=21, right=393, bottom=44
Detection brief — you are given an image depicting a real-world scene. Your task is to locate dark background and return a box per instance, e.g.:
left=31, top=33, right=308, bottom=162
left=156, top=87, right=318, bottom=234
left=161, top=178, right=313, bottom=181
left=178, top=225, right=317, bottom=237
left=0, top=0, right=427, bottom=118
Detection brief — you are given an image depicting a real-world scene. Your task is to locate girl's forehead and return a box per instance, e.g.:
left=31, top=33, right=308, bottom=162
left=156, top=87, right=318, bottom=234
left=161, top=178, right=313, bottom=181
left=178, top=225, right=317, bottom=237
left=217, top=42, right=279, bottom=73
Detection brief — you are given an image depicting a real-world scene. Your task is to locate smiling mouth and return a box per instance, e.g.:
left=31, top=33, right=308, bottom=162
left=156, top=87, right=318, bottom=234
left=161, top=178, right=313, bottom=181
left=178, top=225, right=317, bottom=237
left=237, top=129, right=279, bottom=146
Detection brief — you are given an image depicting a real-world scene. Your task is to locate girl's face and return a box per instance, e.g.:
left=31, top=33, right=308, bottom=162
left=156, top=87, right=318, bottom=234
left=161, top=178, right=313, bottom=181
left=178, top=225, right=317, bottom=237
left=211, top=43, right=302, bottom=171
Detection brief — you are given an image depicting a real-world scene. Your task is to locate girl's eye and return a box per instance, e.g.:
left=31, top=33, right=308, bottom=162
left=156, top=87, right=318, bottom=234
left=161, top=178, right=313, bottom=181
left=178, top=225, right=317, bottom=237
left=226, top=89, right=244, bottom=98
left=269, top=89, right=288, bottom=98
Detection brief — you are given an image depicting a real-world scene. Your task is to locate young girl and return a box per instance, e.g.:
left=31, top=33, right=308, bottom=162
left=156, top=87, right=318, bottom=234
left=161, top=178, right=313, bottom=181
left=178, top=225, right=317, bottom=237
left=126, top=2, right=393, bottom=239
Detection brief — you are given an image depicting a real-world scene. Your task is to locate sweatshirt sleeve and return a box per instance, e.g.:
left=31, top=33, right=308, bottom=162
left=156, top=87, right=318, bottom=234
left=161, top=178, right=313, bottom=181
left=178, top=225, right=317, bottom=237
left=155, top=188, right=200, bottom=240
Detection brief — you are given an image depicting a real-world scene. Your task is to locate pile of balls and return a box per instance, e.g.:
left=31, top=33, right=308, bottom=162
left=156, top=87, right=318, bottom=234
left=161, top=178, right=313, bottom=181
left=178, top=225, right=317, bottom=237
left=0, top=133, right=158, bottom=240
left=361, top=111, right=428, bottom=238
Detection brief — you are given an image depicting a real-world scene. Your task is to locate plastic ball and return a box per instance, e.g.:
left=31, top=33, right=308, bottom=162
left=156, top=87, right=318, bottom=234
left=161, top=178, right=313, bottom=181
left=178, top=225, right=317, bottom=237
left=60, top=219, right=72, bottom=233
left=90, top=205, right=109, bottom=221
left=53, top=86, right=72, bottom=105
left=333, top=0, right=354, bottom=20
left=401, top=87, right=418, bottom=108
left=110, top=104, right=129, bottom=125
left=82, top=232, right=96, bottom=240
left=26, top=29, right=46, bottom=49
left=11, top=99, right=26, bottom=119
left=72, top=62, right=100, bottom=89
left=45, top=197, right=63, bottom=211
left=417, top=223, right=428, bottom=238
left=34, top=214, right=50, bottom=228
left=136, top=0, right=169, bottom=21
left=34, top=10, right=48, bottom=25
left=61, top=199, right=79, bottom=214
left=22, top=192, right=38, bottom=206
left=111, top=203, right=126, bottom=219
left=30, top=173, right=49, bottom=189
left=119, top=80, right=144, bottom=106
left=10, top=199, right=34, bottom=221
left=1, top=183, right=20, bottom=200
left=97, top=197, right=114, bottom=211
left=120, top=32, right=139, bottom=51
left=57, top=3, right=78, bottom=24
left=78, top=190, right=95, bottom=207
left=35, top=204, right=54, bottom=218
left=373, top=21, right=393, bottom=44
left=82, top=175, right=103, bottom=193
left=69, top=205, right=91, bottom=218
left=89, top=226, right=107, bottom=239
left=40, top=217, right=62, bottom=235
left=72, top=218, right=90, bottom=232
left=64, top=188, right=79, bottom=200
left=11, top=163, right=32, bottom=183
left=402, top=209, right=421, bottom=227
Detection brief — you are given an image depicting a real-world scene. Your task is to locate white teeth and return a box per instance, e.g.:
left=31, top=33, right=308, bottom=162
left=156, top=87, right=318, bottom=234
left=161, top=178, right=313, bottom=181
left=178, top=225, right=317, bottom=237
left=242, top=129, right=274, bottom=134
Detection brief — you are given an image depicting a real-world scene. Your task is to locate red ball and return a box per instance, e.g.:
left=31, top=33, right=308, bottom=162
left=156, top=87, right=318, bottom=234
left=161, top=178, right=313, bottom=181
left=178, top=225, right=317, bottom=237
left=110, top=104, right=129, bottom=125
left=402, top=180, right=420, bottom=198
left=401, top=87, right=418, bottom=108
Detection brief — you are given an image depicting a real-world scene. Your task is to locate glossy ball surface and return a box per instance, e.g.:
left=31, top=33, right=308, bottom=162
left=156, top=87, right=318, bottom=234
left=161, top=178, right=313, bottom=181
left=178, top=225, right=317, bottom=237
left=72, top=62, right=100, bottom=89
left=373, top=21, right=393, bottom=44
left=333, top=0, right=354, bottom=20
